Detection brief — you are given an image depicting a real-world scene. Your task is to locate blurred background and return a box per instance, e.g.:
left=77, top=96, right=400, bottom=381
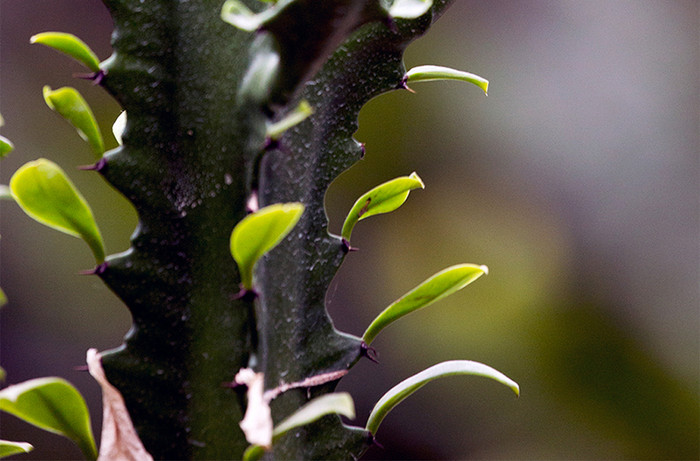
left=1, top=1, right=698, bottom=459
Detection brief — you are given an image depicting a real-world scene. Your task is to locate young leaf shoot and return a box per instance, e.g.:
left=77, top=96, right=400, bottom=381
left=0, top=441, right=34, bottom=458
left=363, top=264, right=488, bottom=345
left=384, top=0, right=433, bottom=19
left=365, top=360, right=519, bottom=434
left=10, top=159, right=105, bottom=263
left=0, top=378, right=98, bottom=460
left=231, top=203, right=304, bottom=289
left=43, top=86, right=104, bottom=158
left=341, top=172, right=424, bottom=242
left=404, top=65, right=489, bottom=95
left=30, top=32, right=101, bottom=72
left=266, top=100, right=313, bottom=141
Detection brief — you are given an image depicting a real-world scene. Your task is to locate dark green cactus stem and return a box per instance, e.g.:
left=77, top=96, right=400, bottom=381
left=94, top=0, right=451, bottom=458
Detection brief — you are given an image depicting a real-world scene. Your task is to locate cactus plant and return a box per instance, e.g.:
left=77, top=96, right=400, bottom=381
left=3, top=0, right=519, bottom=459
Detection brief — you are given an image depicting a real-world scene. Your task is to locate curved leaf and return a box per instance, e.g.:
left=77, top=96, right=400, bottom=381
left=341, top=172, right=424, bottom=242
left=230, top=203, right=304, bottom=289
left=405, top=65, right=489, bottom=95
left=10, top=159, right=105, bottom=263
left=363, top=264, right=487, bottom=345
left=0, top=136, right=13, bottom=158
left=30, top=32, right=101, bottom=72
left=0, top=377, right=97, bottom=460
left=43, top=86, right=104, bottom=158
left=243, top=393, right=355, bottom=461
left=365, top=360, right=519, bottom=434
left=383, top=0, right=433, bottom=19
left=273, top=392, right=355, bottom=440
left=221, top=0, right=292, bottom=32
left=266, top=100, right=313, bottom=141
left=0, top=440, right=33, bottom=458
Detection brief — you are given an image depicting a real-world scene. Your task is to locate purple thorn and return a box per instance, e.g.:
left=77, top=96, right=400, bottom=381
left=371, top=435, right=384, bottom=449
left=359, top=142, right=366, bottom=158
left=384, top=15, right=398, bottom=34
left=232, top=288, right=258, bottom=302
left=78, top=157, right=107, bottom=172
left=361, top=341, right=379, bottom=363
left=73, top=365, right=89, bottom=372
left=74, top=69, right=106, bottom=85
left=341, top=238, right=359, bottom=253
left=79, top=261, right=108, bottom=276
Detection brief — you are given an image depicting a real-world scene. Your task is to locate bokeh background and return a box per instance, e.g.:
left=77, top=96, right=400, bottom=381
left=1, top=1, right=698, bottom=459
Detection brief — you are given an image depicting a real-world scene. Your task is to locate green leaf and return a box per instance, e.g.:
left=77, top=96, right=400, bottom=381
left=43, top=86, right=104, bottom=158
left=30, top=32, right=101, bottom=72
left=383, top=0, right=433, bottom=19
left=243, top=393, right=355, bottom=461
left=230, top=203, right=304, bottom=289
left=0, top=288, right=6, bottom=308
left=0, top=136, right=13, bottom=158
left=0, top=377, right=98, bottom=460
left=10, top=159, right=105, bottom=263
left=405, top=65, right=489, bottom=95
left=365, top=360, right=519, bottom=434
left=266, top=100, right=313, bottom=141
left=341, top=172, right=424, bottom=242
left=362, top=264, right=488, bottom=345
left=0, top=440, right=33, bottom=458
left=273, top=392, right=355, bottom=440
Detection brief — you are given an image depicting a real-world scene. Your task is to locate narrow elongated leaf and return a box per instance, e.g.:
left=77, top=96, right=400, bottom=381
left=405, top=65, right=489, bottom=95
left=0, top=378, right=97, bottom=460
left=384, top=0, right=433, bottom=18
left=363, top=264, right=487, bottom=345
left=243, top=393, right=355, bottom=461
left=366, top=360, right=519, bottom=434
left=230, top=203, right=304, bottom=289
left=10, top=159, right=105, bottom=263
left=43, top=86, right=104, bottom=158
left=0, top=440, right=33, bottom=458
left=273, top=392, right=355, bottom=439
left=266, top=100, right=313, bottom=141
left=30, top=32, right=101, bottom=72
left=341, top=172, right=424, bottom=242
left=0, top=136, right=13, bottom=158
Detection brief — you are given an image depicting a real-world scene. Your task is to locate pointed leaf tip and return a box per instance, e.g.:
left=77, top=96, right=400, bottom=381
left=30, top=32, right=101, bottom=72
left=362, top=264, right=487, bottom=345
left=405, top=65, right=489, bottom=95
left=43, top=86, right=104, bottom=158
left=10, top=159, right=105, bottom=263
left=365, top=360, right=519, bottom=434
left=231, top=203, right=304, bottom=289
left=341, top=172, right=424, bottom=242
left=0, top=440, right=34, bottom=457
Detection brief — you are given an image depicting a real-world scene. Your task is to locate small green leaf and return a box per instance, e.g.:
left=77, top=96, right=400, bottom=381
left=10, top=159, right=105, bottom=263
left=30, top=32, right=101, bottom=72
left=362, top=264, right=487, bottom=345
left=0, top=440, right=34, bottom=458
left=230, top=203, right=304, bottom=289
left=266, top=100, right=313, bottom=141
left=383, top=0, right=433, bottom=19
left=0, top=288, right=6, bottom=308
left=365, top=360, right=519, bottom=434
left=273, top=392, right=355, bottom=440
left=0, top=136, right=13, bottom=158
left=243, top=393, right=355, bottom=461
left=341, top=172, right=424, bottom=242
left=0, top=377, right=98, bottom=460
left=43, top=86, right=104, bottom=158
left=405, top=65, right=489, bottom=95
left=242, top=444, right=266, bottom=461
